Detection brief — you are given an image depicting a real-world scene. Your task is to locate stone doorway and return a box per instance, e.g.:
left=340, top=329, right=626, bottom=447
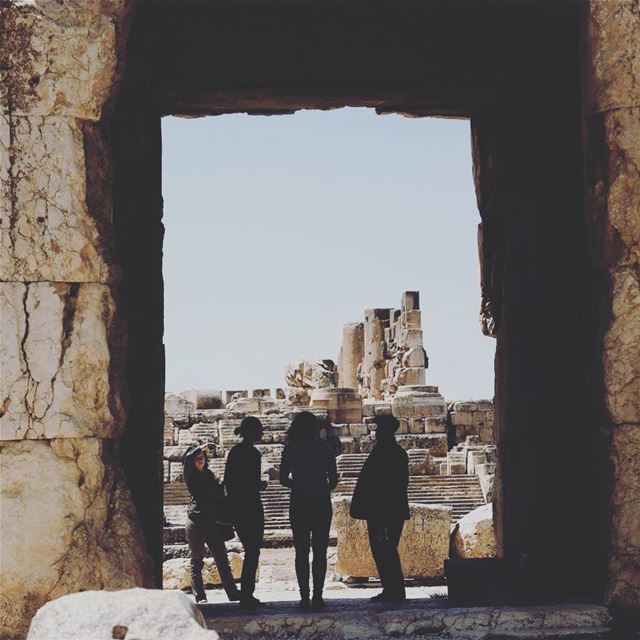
left=4, top=1, right=639, bottom=638
left=158, top=109, right=495, bottom=598
left=108, top=0, right=622, bottom=617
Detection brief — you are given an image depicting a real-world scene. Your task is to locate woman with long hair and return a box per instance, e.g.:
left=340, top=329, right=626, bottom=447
left=224, top=416, right=266, bottom=609
left=183, top=443, right=241, bottom=604
left=279, top=411, right=338, bottom=610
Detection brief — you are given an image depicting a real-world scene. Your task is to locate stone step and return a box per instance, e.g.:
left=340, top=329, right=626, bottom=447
left=201, top=601, right=611, bottom=639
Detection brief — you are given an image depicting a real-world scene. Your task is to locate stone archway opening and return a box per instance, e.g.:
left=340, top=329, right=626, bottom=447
left=109, top=0, right=609, bottom=613
left=157, top=108, right=496, bottom=599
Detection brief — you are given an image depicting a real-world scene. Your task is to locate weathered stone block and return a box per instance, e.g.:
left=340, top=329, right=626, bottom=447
left=334, top=424, right=350, bottom=437
left=396, top=418, right=409, bottom=435
left=588, top=2, right=640, bottom=113
left=607, top=424, right=640, bottom=608
left=26, top=589, right=214, bottom=640
left=397, top=328, right=423, bottom=349
left=348, top=423, right=368, bottom=437
left=401, top=346, right=427, bottom=368
left=425, top=417, right=447, bottom=434
left=2, top=2, right=129, bottom=120
left=333, top=497, right=451, bottom=579
left=163, top=554, right=246, bottom=589
left=0, top=282, right=124, bottom=440
left=408, top=418, right=425, bottom=435
left=403, top=309, right=422, bottom=329
left=452, top=503, right=497, bottom=559
left=392, top=392, right=446, bottom=419
left=396, top=367, right=425, bottom=386
left=0, top=116, right=116, bottom=282
left=179, top=389, right=222, bottom=410
left=401, top=291, right=420, bottom=312
left=604, top=268, right=640, bottom=425
left=0, top=439, right=153, bottom=640
left=451, top=411, right=473, bottom=427
left=373, top=402, right=393, bottom=416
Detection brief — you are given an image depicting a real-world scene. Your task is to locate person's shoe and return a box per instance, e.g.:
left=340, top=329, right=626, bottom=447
left=371, top=591, right=406, bottom=603
left=239, top=595, right=263, bottom=609
left=227, top=589, right=242, bottom=602
left=311, top=595, right=326, bottom=611
left=299, top=596, right=311, bottom=610
left=195, top=595, right=208, bottom=604
left=369, top=592, right=388, bottom=603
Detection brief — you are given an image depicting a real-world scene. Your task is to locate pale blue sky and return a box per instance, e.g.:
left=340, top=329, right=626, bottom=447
left=161, top=109, right=495, bottom=401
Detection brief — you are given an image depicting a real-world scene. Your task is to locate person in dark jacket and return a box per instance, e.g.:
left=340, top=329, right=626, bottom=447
left=350, top=415, right=409, bottom=602
left=224, top=416, right=266, bottom=608
left=183, top=444, right=241, bottom=604
left=280, top=411, right=338, bottom=610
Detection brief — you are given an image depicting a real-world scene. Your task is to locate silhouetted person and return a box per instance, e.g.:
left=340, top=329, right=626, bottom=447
left=280, top=411, right=338, bottom=610
left=183, top=444, right=241, bottom=604
left=350, top=415, right=409, bottom=602
left=319, top=419, right=344, bottom=458
left=224, top=416, right=267, bottom=608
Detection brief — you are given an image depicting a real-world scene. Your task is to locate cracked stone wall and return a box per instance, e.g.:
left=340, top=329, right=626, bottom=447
left=586, top=0, right=640, bottom=615
left=0, top=2, right=153, bottom=639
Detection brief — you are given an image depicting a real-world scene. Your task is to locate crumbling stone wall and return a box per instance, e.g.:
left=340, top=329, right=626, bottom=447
left=0, top=2, right=153, bottom=639
left=585, top=0, right=640, bottom=616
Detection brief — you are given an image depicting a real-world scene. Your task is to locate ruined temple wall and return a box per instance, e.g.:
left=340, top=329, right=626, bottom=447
left=585, top=0, right=640, bottom=614
left=0, top=2, right=153, bottom=639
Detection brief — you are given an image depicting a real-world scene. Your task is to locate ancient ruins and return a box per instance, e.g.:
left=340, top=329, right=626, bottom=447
left=1, top=1, right=639, bottom=638
left=162, top=292, right=497, bottom=586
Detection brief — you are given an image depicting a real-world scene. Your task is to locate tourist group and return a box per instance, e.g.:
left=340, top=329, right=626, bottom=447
left=183, top=411, right=409, bottom=609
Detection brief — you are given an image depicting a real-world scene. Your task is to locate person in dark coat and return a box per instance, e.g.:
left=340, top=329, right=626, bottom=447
left=280, top=411, right=338, bottom=610
left=183, top=444, right=241, bottom=604
left=224, top=416, right=267, bottom=608
left=350, top=414, right=409, bottom=602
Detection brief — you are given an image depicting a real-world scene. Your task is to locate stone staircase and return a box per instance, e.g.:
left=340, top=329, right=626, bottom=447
left=164, top=474, right=484, bottom=534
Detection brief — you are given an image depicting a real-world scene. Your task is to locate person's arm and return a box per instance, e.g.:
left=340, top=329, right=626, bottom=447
left=254, top=449, right=267, bottom=491
left=279, top=446, right=294, bottom=489
left=223, top=448, right=236, bottom=495
left=327, top=447, right=338, bottom=492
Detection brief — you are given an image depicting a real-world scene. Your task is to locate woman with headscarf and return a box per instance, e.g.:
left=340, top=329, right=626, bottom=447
left=279, top=411, right=338, bottom=610
left=224, top=416, right=266, bottom=609
left=183, top=443, right=241, bottom=604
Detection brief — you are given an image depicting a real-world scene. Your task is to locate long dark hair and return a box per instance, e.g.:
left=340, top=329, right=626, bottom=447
left=287, top=411, right=319, bottom=442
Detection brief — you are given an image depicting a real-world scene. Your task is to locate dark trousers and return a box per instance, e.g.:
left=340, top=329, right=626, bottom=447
left=367, top=518, right=406, bottom=596
left=234, top=503, right=264, bottom=598
left=185, top=517, right=238, bottom=600
left=290, top=494, right=333, bottom=598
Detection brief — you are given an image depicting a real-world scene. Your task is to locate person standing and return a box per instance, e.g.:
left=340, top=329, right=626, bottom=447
left=224, top=416, right=267, bottom=609
left=183, top=444, right=241, bottom=604
left=350, top=415, right=409, bottom=602
left=280, top=411, right=338, bottom=610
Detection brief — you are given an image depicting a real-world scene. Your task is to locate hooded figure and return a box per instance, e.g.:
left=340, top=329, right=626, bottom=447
left=350, top=415, right=409, bottom=602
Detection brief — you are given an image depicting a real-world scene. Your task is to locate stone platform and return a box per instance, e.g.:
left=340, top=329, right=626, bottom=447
left=201, top=597, right=612, bottom=639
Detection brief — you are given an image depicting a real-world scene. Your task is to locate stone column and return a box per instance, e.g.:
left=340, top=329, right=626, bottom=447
left=363, top=309, right=390, bottom=400
left=338, top=322, right=364, bottom=389
left=0, top=3, right=153, bottom=639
